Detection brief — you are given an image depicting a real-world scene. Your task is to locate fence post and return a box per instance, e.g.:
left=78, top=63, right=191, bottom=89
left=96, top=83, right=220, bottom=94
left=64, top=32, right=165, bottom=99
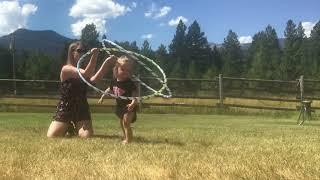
left=218, top=74, right=224, bottom=107
left=299, top=75, right=304, bottom=102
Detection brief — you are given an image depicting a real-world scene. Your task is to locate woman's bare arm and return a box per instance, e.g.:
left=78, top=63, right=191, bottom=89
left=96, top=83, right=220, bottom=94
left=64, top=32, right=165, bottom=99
left=82, top=48, right=99, bottom=79
left=90, top=55, right=117, bottom=83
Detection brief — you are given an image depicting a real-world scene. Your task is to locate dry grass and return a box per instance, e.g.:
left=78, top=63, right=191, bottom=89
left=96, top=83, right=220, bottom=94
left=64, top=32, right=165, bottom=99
left=2, top=96, right=315, bottom=109
left=1, top=113, right=320, bottom=179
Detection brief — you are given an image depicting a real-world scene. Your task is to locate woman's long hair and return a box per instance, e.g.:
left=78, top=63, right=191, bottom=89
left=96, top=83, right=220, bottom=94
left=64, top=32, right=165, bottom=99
left=66, top=41, right=82, bottom=66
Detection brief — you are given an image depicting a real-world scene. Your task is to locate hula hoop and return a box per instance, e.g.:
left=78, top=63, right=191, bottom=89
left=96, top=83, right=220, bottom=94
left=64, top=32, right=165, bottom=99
left=76, top=39, right=172, bottom=101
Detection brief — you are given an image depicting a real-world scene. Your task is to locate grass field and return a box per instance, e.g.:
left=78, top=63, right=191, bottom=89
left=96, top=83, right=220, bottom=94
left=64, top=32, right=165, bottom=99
left=1, top=113, right=320, bottom=179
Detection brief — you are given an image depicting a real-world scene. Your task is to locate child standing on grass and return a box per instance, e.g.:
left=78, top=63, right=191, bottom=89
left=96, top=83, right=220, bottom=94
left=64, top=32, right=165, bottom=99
left=98, top=55, right=138, bottom=144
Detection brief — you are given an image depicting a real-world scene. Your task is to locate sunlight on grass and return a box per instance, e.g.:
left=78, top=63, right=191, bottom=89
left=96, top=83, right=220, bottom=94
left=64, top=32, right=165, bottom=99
left=0, top=113, right=320, bottom=179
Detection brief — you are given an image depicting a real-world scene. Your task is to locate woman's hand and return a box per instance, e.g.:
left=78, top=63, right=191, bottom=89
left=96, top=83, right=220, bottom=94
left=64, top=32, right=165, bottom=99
left=91, top=48, right=99, bottom=55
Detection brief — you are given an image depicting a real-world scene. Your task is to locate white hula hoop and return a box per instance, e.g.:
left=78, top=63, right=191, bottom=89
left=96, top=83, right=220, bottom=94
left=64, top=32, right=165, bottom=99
left=76, top=39, right=172, bottom=101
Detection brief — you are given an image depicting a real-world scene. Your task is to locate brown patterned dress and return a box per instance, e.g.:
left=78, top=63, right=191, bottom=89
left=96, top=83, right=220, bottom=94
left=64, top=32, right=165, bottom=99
left=53, top=78, right=91, bottom=123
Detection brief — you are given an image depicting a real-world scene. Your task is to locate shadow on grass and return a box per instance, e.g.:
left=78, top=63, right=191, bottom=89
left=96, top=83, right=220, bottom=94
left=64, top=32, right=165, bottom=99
left=258, top=120, right=320, bottom=127
left=92, top=134, right=184, bottom=146
left=258, top=121, right=298, bottom=126
left=134, top=136, right=184, bottom=146
left=92, top=134, right=121, bottom=140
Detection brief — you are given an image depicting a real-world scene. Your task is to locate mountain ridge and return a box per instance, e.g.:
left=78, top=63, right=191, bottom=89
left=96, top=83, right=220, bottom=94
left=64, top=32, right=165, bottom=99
left=0, top=28, right=73, bottom=57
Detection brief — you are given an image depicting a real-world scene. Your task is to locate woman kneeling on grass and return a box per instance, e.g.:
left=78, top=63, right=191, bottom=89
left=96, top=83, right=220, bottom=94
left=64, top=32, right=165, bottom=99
left=47, top=41, right=116, bottom=138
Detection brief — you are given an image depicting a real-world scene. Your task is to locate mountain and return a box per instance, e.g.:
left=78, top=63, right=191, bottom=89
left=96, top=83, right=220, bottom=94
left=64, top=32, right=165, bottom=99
left=0, top=29, right=73, bottom=57
left=210, top=38, right=285, bottom=50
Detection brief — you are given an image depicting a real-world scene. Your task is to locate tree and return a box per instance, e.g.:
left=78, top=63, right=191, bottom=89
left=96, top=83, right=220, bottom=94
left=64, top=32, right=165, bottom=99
left=265, top=25, right=282, bottom=79
left=280, top=20, right=298, bottom=80
left=114, top=41, right=140, bottom=53
left=295, top=22, right=307, bottom=76
left=80, top=23, right=100, bottom=50
left=140, top=40, right=154, bottom=59
left=169, top=20, right=187, bottom=56
left=221, top=30, right=243, bottom=76
left=203, top=65, right=218, bottom=79
left=24, top=51, right=57, bottom=80
left=155, top=44, right=170, bottom=73
left=202, top=46, right=221, bottom=79
left=170, top=60, right=183, bottom=78
left=248, top=25, right=281, bottom=79
left=129, top=41, right=140, bottom=53
left=309, top=20, right=320, bottom=78
left=169, top=20, right=187, bottom=77
left=211, top=46, right=223, bottom=71
left=15, top=50, right=30, bottom=79
left=0, top=47, right=12, bottom=79
left=185, top=20, right=211, bottom=78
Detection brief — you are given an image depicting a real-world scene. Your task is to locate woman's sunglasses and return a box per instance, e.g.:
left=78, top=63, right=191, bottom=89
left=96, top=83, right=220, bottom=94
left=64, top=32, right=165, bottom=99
left=75, top=48, right=86, bottom=53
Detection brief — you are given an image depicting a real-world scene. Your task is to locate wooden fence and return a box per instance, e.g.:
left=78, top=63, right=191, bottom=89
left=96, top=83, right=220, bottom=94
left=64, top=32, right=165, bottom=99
left=0, top=75, right=319, bottom=112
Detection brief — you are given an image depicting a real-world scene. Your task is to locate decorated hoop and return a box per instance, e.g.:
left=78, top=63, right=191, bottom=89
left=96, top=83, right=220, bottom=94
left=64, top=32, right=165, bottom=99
left=76, top=39, right=172, bottom=101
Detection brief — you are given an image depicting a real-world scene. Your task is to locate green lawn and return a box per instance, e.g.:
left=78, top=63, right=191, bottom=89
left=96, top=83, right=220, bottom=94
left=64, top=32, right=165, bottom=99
left=1, top=113, right=320, bottom=179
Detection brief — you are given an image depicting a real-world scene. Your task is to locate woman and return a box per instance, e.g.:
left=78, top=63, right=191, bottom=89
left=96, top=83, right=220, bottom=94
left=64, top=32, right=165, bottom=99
left=47, top=41, right=98, bottom=138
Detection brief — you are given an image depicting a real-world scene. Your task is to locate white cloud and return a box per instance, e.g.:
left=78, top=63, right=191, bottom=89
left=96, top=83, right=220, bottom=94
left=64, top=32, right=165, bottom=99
left=154, top=6, right=171, bottom=19
left=144, top=3, right=156, bottom=18
left=131, top=2, right=137, bottom=8
left=168, top=16, right=188, bottom=26
left=0, top=1, right=37, bottom=36
left=69, top=0, right=131, bottom=37
left=302, top=21, right=316, bottom=38
left=21, top=3, right=37, bottom=16
left=145, top=3, right=171, bottom=19
left=141, top=34, right=153, bottom=39
left=239, top=36, right=252, bottom=44
left=144, top=12, right=152, bottom=17
left=71, top=18, right=106, bottom=37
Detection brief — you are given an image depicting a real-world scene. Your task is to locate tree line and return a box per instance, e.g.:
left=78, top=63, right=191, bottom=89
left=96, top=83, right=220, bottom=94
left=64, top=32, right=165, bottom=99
left=0, top=19, right=320, bottom=81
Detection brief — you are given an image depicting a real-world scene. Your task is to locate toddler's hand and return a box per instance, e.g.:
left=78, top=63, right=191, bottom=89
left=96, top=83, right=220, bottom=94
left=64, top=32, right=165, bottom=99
left=105, top=55, right=117, bottom=64
left=98, top=98, right=103, bottom=104
left=127, top=102, right=136, bottom=111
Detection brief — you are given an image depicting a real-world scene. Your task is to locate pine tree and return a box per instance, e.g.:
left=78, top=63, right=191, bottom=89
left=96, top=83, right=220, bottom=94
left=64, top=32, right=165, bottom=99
left=169, top=20, right=187, bottom=77
left=211, top=46, right=222, bottom=71
left=202, top=46, right=221, bottom=79
left=248, top=25, right=281, bottom=79
left=24, top=52, right=56, bottom=80
left=0, top=47, right=12, bottom=79
left=185, top=20, right=211, bottom=77
left=129, top=41, right=140, bottom=53
left=155, top=44, right=169, bottom=73
left=221, top=30, right=243, bottom=76
left=309, top=20, right=320, bottom=78
left=140, top=40, right=154, bottom=58
left=169, top=20, right=187, bottom=56
left=80, top=23, right=100, bottom=50
left=280, top=20, right=298, bottom=80
left=170, top=60, right=183, bottom=78
left=187, top=61, right=197, bottom=78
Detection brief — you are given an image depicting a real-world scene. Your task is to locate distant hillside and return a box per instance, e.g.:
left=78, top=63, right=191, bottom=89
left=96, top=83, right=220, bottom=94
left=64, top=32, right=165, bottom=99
left=210, top=38, right=285, bottom=50
left=0, top=29, right=73, bottom=57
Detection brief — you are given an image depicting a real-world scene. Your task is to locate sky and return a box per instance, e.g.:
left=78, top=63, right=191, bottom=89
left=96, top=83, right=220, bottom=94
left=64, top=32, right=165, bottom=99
left=0, top=0, right=319, bottom=49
